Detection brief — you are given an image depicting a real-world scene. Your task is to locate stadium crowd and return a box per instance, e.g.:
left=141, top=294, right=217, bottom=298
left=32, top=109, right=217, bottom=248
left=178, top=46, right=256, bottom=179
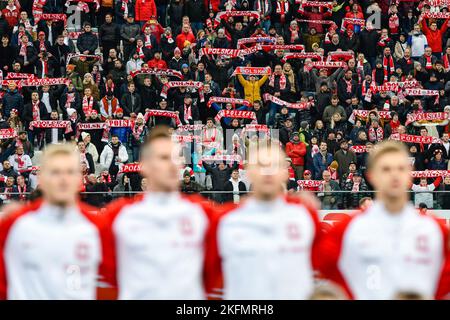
left=1, top=0, right=450, bottom=209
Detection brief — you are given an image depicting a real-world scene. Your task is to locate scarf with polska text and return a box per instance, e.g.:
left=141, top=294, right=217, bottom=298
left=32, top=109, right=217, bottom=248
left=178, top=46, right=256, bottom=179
left=143, top=109, right=181, bottom=126
left=214, top=110, right=256, bottom=123
left=263, top=93, right=312, bottom=110
left=231, top=66, right=271, bottom=77
left=207, top=96, right=252, bottom=108
left=161, top=81, right=204, bottom=102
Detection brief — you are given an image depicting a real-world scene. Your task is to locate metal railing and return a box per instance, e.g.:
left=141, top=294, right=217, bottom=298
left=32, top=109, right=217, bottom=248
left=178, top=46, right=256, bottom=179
left=1, top=190, right=450, bottom=210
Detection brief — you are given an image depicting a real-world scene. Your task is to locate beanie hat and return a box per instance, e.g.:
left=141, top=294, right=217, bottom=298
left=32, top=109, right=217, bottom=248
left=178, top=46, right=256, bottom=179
left=81, top=132, right=89, bottom=140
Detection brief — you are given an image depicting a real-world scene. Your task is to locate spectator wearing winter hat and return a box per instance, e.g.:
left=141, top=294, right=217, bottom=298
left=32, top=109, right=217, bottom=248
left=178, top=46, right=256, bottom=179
left=128, top=112, right=149, bottom=162
left=120, top=14, right=141, bottom=61
left=343, top=171, right=370, bottom=209
left=109, top=107, right=132, bottom=145
left=286, top=132, right=307, bottom=180
left=168, top=46, right=187, bottom=71
left=81, top=132, right=99, bottom=163
left=318, top=169, right=341, bottom=209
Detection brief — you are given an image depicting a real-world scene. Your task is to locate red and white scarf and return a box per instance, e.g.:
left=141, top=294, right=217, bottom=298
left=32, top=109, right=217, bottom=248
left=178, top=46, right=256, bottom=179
left=344, top=78, right=353, bottom=93
left=368, top=126, right=384, bottom=142
left=383, top=55, right=394, bottom=81
left=424, top=55, right=433, bottom=70
left=136, top=45, right=145, bottom=59
left=207, top=96, right=251, bottom=108
left=276, top=0, right=290, bottom=23
left=161, top=81, right=204, bottom=102
left=143, top=109, right=181, bottom=126
left=263, top=93, right=312, bottom=110
left=214, top=110, right=257, bottom=123
left=82, top=95, right=94, bottom=116
left=390, top=133, right=442, bottom=144
left=231, top=66, right=271, bottom=77
left=0, top=128, right=17, bottom=139
left=184, top=104, right=192, bottom=123
left=144, top=34, right=153, bottom=49
left=121, top=0, right=129, bottom=15
left=269, top=73, right=286, bottom=90
left=65, top=92, right=75, bottom=109
left=29, top=120, right=72, bottom=134
left=32, top=100, right=40, bottom=121
left=132, top=123, right=145, bottom=141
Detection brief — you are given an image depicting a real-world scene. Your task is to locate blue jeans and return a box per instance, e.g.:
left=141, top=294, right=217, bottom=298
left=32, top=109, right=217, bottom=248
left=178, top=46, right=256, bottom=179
left=268, top=102, right=280, bottom=127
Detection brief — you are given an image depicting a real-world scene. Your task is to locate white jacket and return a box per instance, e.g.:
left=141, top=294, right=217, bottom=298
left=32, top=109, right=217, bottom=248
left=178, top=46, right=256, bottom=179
left=86, top=142, right=99, bottom=163
left=100, top=142, right=128, bottom=171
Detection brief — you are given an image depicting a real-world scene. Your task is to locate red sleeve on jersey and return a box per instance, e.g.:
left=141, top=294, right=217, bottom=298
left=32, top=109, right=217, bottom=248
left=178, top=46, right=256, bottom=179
left=183, top=194, right=231, bottom=299
left=78, top=202, right=118, bottom=300
left=285, top=195, right=323, bottom=270
left=0, top=200, right=42, bottom=300
left=315, top=213, right=355, bottom=300
left=97, top=195, right=143, bottom=299
left=432, top=217, right=450, bottom=299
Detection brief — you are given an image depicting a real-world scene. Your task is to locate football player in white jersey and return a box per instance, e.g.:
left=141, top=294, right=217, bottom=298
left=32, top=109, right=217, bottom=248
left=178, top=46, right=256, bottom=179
left=211, top=142, right=322, bottom=299
left=317, top=140, right=450, bottom=299
left=0, top=144, right=114, bottom=300
left=105, top=126, right=219, bottom=299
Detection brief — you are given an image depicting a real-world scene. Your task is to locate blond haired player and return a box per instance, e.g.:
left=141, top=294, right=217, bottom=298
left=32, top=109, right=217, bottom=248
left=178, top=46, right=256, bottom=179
left=105, top=126, right=219, bottom=299
left=317, top=141, right=449, bottom=299
left=0, top=144, right=114, bottom=300
left=210, top=142, right=322, bottom=299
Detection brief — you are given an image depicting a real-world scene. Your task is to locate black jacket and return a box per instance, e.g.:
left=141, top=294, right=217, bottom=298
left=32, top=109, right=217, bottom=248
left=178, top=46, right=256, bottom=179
left=359, top=29, right=379, bottom=58
left=185, top=0, right=205, bottom=22
left=23, top=101, right=50, bottom=127
left=77, top=32, right=99, bottom=54
left=99, top=22, right=120, bottom=45
left=121, top=92, right=142, bottom=116
left=223, top=180, right=247, bottom=203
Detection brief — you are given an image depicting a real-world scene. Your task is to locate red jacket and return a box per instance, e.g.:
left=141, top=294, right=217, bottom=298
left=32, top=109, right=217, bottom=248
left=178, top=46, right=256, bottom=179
left=286, top=141, right=307, bottom=166
left=176, top=31, right=196, bottom=50
left=2, top=6, right=19, bottom=28
left=135, top=0, right=157, bottom=22
left=422, top=18, right=449, bottom=53
left=204, top=0, right=220, bottom=12
left=147, top=58, right=167, bottom=69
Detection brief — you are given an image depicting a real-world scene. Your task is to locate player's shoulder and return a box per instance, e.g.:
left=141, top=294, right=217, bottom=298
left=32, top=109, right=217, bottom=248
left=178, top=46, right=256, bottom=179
left=181, top=193, right=232, bottom=220
left=102, top=195, right=146, bottom=223
left=0, top=200, right=44, bottom=237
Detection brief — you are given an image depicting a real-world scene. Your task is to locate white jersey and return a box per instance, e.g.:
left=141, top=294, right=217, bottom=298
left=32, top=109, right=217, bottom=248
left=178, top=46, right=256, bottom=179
left=318, top=201, right=449, bottom=299
left=0, top=201, right=113, bottom=300
left=216, top=197, right=321, bottom=300
left=107, top=193, right=217, bottom=300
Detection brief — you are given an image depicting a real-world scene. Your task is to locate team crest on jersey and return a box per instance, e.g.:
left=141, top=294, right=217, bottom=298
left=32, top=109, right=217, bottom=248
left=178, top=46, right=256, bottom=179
left=287, top=224, right=301, bottom=240
left=416, top=235, right=430, bottom=253
left=75, top=242, right=90, bottom=261
left=180, top=217, right=194, bottom=236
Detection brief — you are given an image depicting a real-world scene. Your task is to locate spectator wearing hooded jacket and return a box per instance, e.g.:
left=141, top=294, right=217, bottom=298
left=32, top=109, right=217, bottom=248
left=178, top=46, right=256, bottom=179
left=285, top=132, right=307, bottom=180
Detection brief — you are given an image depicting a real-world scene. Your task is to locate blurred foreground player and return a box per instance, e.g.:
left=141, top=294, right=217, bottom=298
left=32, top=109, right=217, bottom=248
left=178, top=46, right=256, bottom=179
left=214, top=142, right=322, bottom=299
left=106, top=126, right=218, bottom=299
left=0, top=144, right=114, bottom=299
left=317, top=141, right=449, bottom=299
